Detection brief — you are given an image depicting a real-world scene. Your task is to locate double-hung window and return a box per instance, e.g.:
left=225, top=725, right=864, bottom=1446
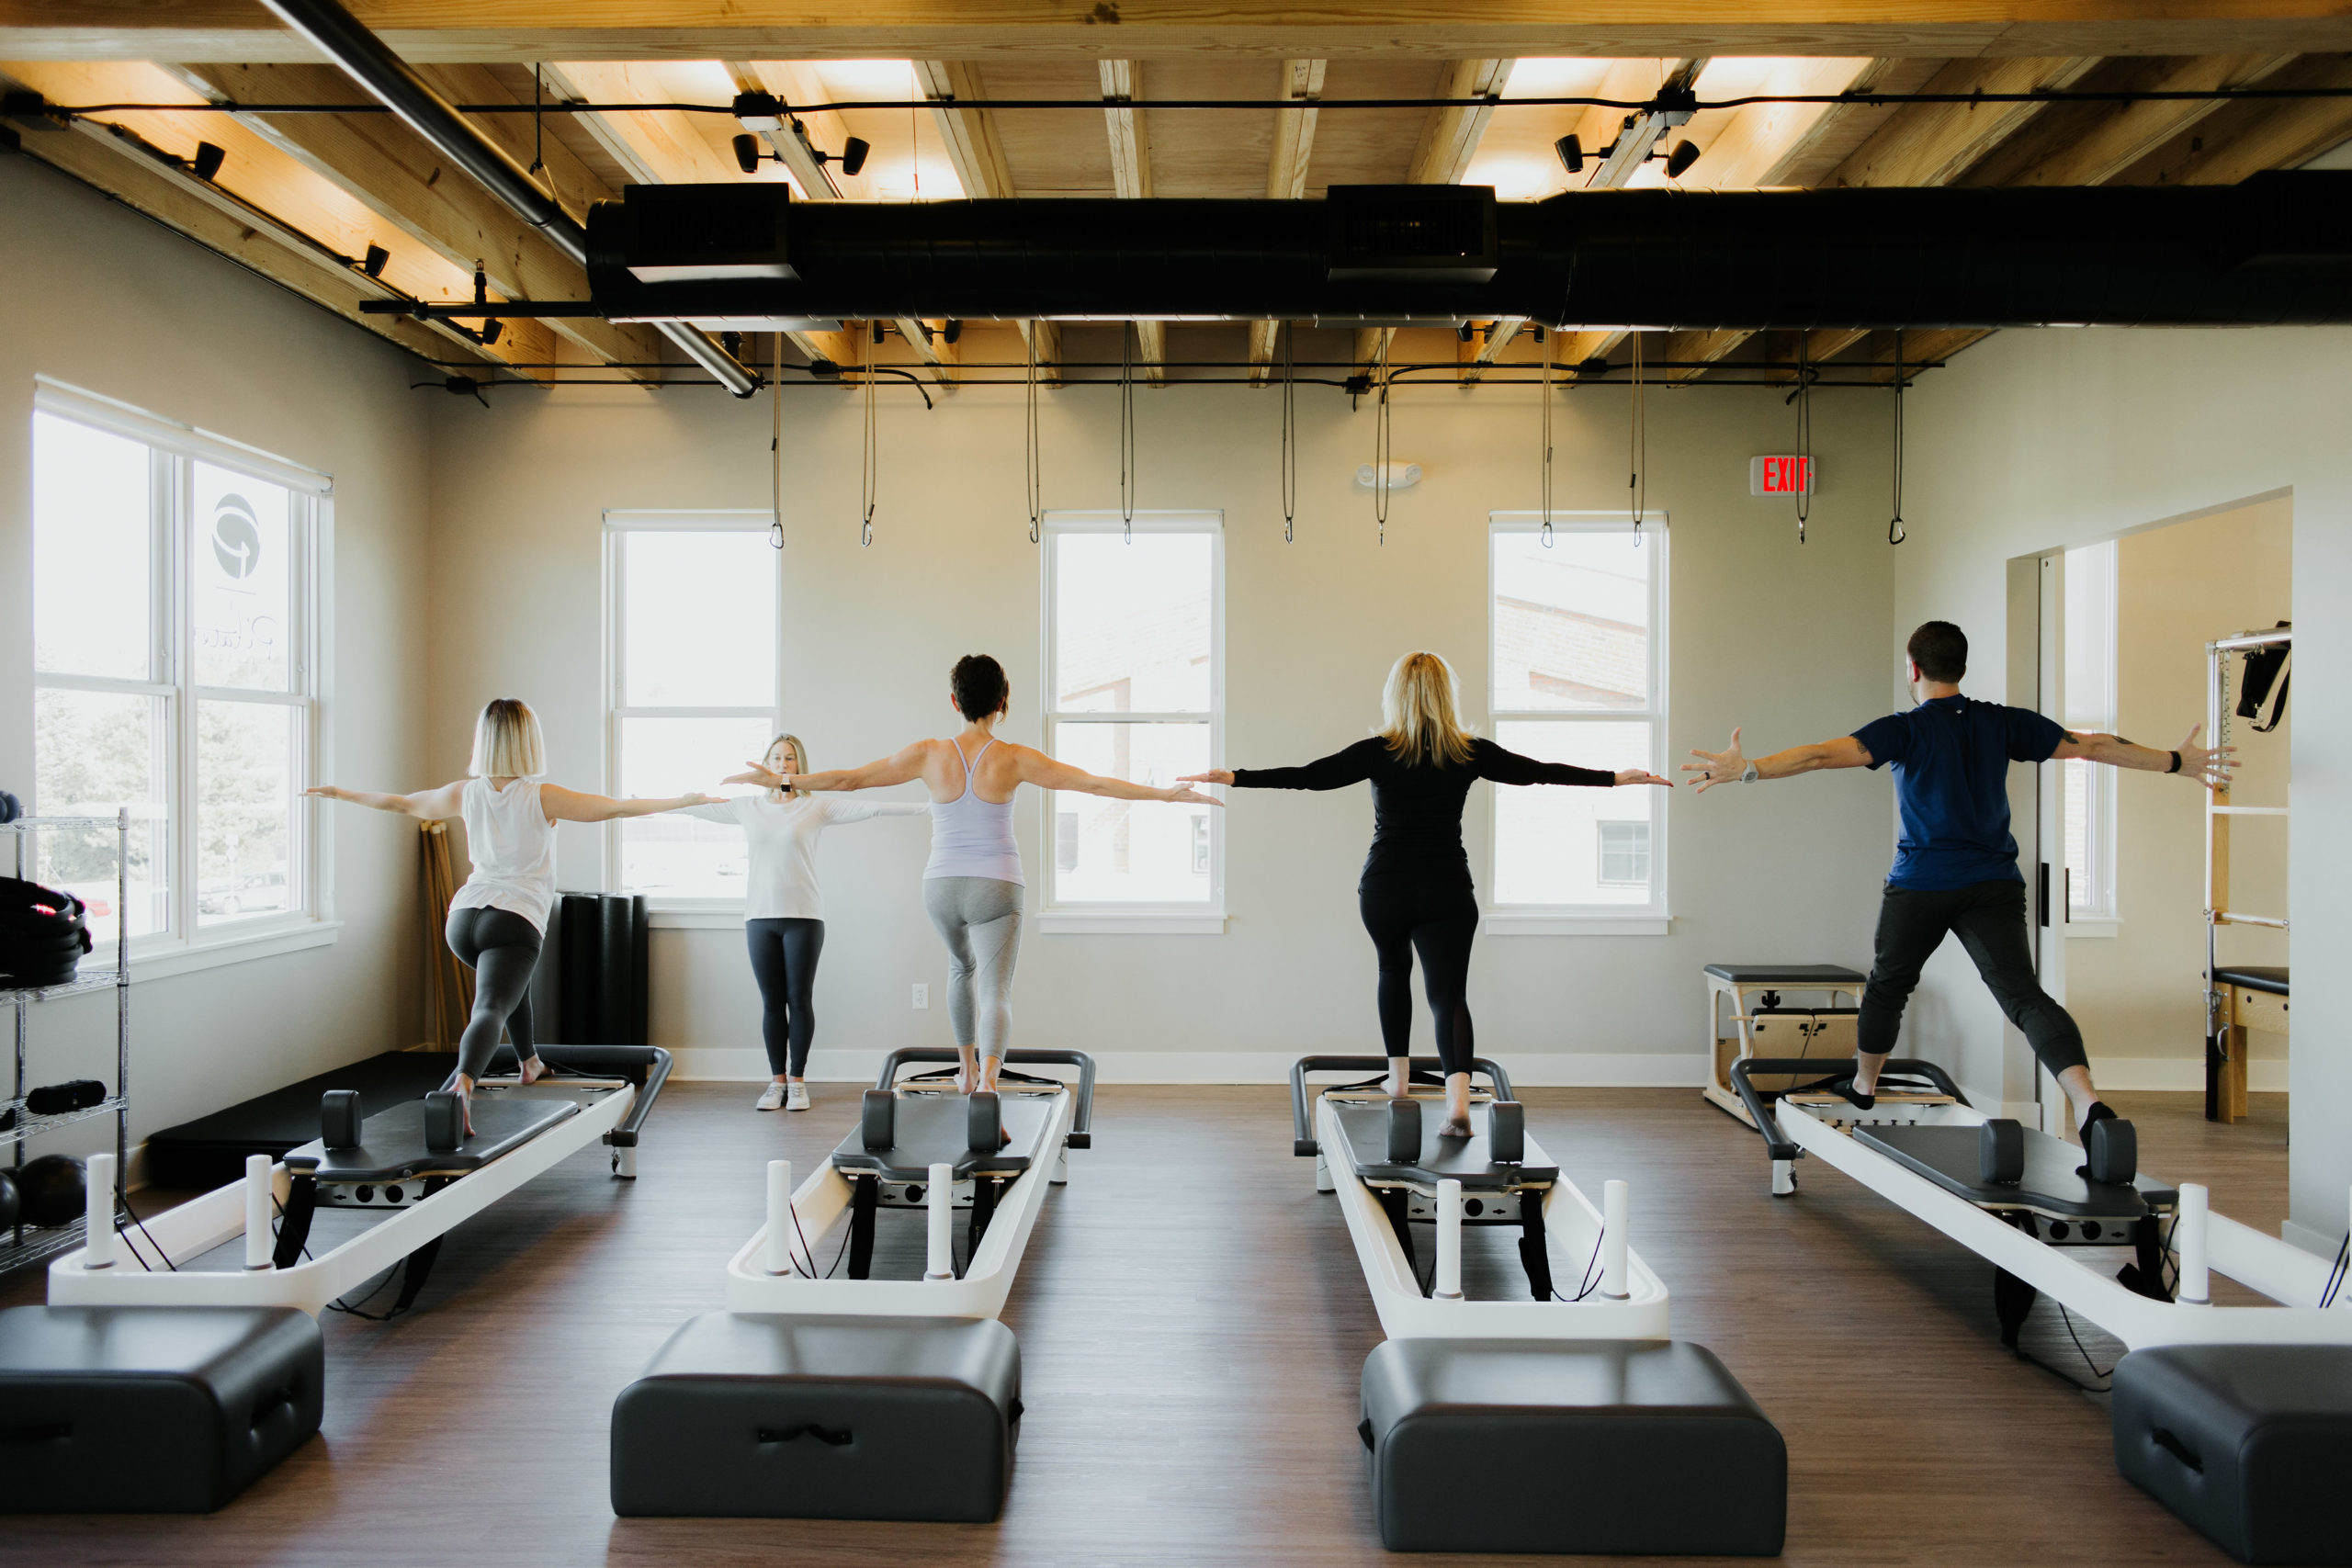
left=2063, top=537, right=2119, bottom=928
left=604, top=513, right=779, bottom=902
left=29, top=382, right=325, bottom=962
left=1039, top=513, right=1223, bottom=932
left=1487, top=516, right=1668, bottom=931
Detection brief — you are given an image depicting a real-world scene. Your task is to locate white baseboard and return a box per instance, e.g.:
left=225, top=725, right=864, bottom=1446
left=668, top=1047, right=1710, bottom=1088
left=2089, top=1056, right=2289, bottom=1093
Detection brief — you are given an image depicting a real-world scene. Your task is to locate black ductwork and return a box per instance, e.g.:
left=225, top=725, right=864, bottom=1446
left=587, top=174, right=2352, bottom=331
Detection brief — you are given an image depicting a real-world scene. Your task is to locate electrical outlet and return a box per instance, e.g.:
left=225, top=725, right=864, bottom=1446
left=911, top=983, right=929, bottom=1010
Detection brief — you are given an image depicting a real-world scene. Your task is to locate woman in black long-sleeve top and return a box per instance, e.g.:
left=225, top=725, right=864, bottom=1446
left=1185, top=651, right=1670, bottom=1134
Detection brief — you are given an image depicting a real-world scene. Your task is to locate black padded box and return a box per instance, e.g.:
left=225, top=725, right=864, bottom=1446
left=611, top=1312, right=1021, bottom=1521
left=0, top=1305, right=322, bottom=1513
left=1361, top=1337, right=1785, bottom=1555
left=2113, top=1344, right=2352, bottom=1565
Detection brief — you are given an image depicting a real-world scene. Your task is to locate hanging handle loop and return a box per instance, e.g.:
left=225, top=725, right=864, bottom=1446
left=1888, top=331, right=1907, bottom=546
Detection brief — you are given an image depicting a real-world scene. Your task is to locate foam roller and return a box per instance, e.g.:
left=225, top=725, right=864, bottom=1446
left=1386, top=1097, right=1422, bottom=1164
left=1978, top=1119, right=2025, bottom=1185
left=861, top=1089, right=896, bottom=1153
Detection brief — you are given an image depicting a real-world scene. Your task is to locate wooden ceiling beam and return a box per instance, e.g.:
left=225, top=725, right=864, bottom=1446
left=170, top=61, right=665, bottom=375
left=1247, top=57, right=1325, bottom=386
left=1098, top=58, right=1165, bottom=384
left=1455, top=317, right=1525, bottom=386
left=893, top=318, right=959, bottom=388
left=1825, top=54, right=2102, bottom=188
left=1962, top=52, right=2299, bottom=186
left=1017, top=317, right=1060, bottom=389
left=1408, top=58, right=1513, bottom=186
left=15, top=3, right=2352, bottom=64
left=2124, top=53, right=2352, bottom=185
left=410, top=62, right=610, bottom=227
left=915, top=60, right=1014, bottom=200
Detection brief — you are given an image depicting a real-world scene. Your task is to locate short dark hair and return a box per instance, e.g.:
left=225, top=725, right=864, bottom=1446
left=1906, top=621, right=1968, bottom=682
left=951, top=654, right=1010, bottom=720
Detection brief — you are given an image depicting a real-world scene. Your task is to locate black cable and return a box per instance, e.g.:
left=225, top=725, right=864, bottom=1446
left=1118, top=322, right=1137, bottom=541
left=2319, top=1230, right=2349, bottom=1308
left=1558, top=1223, right=1609, bottom=1303
left=1280, top=321, right=1297, bottom=544
left=114, top=1187, right=175, bottom=1271
left=1024, top=328, right=1044, bottom=544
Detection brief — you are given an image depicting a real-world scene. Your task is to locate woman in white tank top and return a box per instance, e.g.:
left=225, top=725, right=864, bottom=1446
left=729, top=656, right=1219, bottom=1096
left=310, top=698, right=717, bottom=1132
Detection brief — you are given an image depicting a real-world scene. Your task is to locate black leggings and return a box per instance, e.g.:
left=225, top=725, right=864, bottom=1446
left=445, top=907, right=542, bottom=1083
left=1359, top=878, right=1480, bottom=1078
left=747, top=917, right=825, bottom=1078
left=1858, top=878, right=2089, bottom=1077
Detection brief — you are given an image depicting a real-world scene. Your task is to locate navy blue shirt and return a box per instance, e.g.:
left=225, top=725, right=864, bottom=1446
left=1851, top=695, right=2066, bottom=891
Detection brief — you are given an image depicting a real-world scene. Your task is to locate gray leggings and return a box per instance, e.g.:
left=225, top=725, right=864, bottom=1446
left=922, top=876, right=1023, bottom=1061
left=446, top=906, right=542, bottom=1082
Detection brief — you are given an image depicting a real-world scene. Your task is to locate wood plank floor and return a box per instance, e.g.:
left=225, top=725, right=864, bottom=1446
left=0, top=1084, right=2290, bottom=1567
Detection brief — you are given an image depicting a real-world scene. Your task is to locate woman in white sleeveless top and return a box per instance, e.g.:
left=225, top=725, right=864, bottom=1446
left=311, top=699, right=717, bottom=1131
left=731, top=656, right=1219, bottom=1095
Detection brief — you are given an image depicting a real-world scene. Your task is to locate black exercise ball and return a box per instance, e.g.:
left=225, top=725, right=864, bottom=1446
left=15, top=1154, right=85, bottom=1227
left=0, top=1167, right=17, bottom=1230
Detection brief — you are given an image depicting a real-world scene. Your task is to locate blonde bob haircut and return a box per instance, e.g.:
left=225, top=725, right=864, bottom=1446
left=1379, top=651, right=1476, bottom=767
left=765, top=733, right=809, bottom=796
left=468, top=698, right=547, bottom=779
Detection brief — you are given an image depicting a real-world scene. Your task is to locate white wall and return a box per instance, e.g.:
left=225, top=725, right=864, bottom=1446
left=428, top=329, right=1901, bottom=1085
left=1895, top=323, right=2352, bottom=1247
left=2070, top=500, right=2290, bottom=1088
left=0, top=156, right=434, bottom=1158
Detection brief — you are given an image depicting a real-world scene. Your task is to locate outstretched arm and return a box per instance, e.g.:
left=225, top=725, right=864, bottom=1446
left=1183, top=739, right=1380, bottom=792
left=539, top=784, right=722, bottom=823
left=1681, top=728, right=1873, bottom=794
left=1017, top=747, right=1223, bottom=807
left=307, top=781, right=467, bottom=820
left=730, top=741, right=930, bottom=795
left=2053, top=723, right=2233, bottom=789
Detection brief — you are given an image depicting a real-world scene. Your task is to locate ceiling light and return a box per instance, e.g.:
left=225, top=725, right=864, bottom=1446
left=1555, top=134, right=1584, bottom=175
left=1354, top=461, right=1423, bottom=491
left=835, top=136, right=870, bottom=178
left=361, top=243, right=390, bottom=277
left=730, top=90, right=784, bottom=133
left=190, top=141, right=226, bottom=182
left=479, top=317, right=503, bottom=346
left=732, top=132, right=763, bottom=175
left=1664, top=140, right=1702, bottom=179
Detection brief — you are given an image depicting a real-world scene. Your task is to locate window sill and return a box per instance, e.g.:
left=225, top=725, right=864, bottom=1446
left=1036, top=911, right=1227, bottom=935
left=1483, top=913, right=1671, bottom=937
left=2064, top=919, right=2120, bottom=939
left=648, top=908, right=744, bottom=931
left=106, top=920, right=343, bottom=982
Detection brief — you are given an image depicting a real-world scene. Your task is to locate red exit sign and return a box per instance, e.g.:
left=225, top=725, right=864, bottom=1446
left=1750, top=456, right=1816, bottom=497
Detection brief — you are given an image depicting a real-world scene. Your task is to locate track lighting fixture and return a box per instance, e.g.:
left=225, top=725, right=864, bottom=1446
left=721, top=330, right=743, bottom=356
left=732, top=126, right=869, bottom=180
left=828, top=137, right=871, bottom=177
left=361, top=243, right=390, bottom=277
left=730, top=90, right=784, bottom=132
left=189, top=141, right=226, bottom=182
left=1555, top=134, right=1583, bottom=175
left=1664, top=140, right=1702, bottom=179
left=479, top=317, right=503, bottom=346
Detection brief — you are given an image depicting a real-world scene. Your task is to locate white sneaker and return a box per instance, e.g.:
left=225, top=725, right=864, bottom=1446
left=754, top=1082, right=786, bottom=1111
left=786, top=1082, right=811, bottom=1112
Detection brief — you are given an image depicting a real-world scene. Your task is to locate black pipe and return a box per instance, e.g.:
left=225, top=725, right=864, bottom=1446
left=252, top=0, right=761, bottom=395
left=587, top=175, right=2352, bottom=330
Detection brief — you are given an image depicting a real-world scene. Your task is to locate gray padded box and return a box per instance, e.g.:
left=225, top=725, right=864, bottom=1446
left=0, top=1305, right=322, bottom=1513
left=610, top=1312, right=1021, bottom=1521
left=2113, top=1345, right=2352, bottom=1565
left=1361, top=1337, right=1785, bottom=1555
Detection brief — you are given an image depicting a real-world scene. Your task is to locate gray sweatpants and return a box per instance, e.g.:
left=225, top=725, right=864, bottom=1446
left=923, top=876, right=1023, bottom=1061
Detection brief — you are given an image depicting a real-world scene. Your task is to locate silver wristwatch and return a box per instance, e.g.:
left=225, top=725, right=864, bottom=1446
left=1740, top=762, right=1760, bottom=784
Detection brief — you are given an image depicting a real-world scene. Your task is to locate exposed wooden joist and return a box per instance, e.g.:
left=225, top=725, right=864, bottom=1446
left=1676, top=57, right=1883, bottom=190
left=1247, top=57, right=1326, bottom=385
left=1456, top=317, right=1524, bottom=386
left=1825, top=54, right=2102, bottom=188
left=915, top=60, right=1014, bottom=200
left=1018, top=317, right=1061, bottom=389
left=1099, top=59, right=1166, bottom=385
left=1961, top=52, right=2298, bottom=186
left=169, top=61, right=666, bottom=376
left=14, top=3, right=2351, bottom=65
left=893, top=318, right=959, bottom=388
left=1407, top=58, right=1514, bottom=186
left=2123, top=52, right=2352, bottom=185
left=412, top=63, right=611, bottom=227
left=1650, top=327, right=1752, bottom=384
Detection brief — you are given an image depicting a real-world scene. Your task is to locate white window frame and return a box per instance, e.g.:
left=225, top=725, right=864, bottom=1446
left=601, top=511, right=781, bottom=913
left=1484, top=513, right=1671, bottom=936
left=1036, top=511, right=1226, bottom=935
left=28, top=379, right=336, bottom=979
left=2064, top=538, right=2120, bottom=934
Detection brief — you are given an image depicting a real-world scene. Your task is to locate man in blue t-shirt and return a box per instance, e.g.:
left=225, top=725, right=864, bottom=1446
left=1684, top=620, right=2233, bottom=1132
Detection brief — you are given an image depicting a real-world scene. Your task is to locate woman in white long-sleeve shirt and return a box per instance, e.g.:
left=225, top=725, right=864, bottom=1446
left=686, top=733, right=926, bottom=1111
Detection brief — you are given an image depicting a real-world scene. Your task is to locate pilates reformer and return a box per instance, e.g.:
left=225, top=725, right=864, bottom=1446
left=1731, top=1055, right=2352, bottom=1353
left=1290, top=1055, right=1784, bottom=1556
left=609, top=1047, right=1094, bottom=1523
left=48, top=1044, right=671, bottom=1317
left=2204, top=625, right=2291, bottom=1124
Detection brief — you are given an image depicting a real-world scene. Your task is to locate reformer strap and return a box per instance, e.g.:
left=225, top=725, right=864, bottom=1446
left=1377, top=1188, right=1422, bottom=1294
left=1517, top=1189, right=1555, bottom=1302
left=962, top=1176, right=1001, bottom=1279
left=847, top=1175, right=879, bottom=1280
left=388, top=1176, right=451, bottom=1314
left=272, top=1176, right=318, bottom=1269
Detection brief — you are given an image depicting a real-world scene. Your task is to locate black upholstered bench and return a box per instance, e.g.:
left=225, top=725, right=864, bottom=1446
left=2113, top=1344, right=2352, bottom=1565
left=0, top=1305, right=322, bottom=1513
left=1360, top=1337, right=1786, bottom=1555
left=610, top=1312, right=1021, bottom=1521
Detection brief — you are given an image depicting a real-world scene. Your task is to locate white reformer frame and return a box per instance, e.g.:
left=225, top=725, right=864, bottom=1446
left=50, top=1055, right=667, bottom=1316
left=1294, top=1056, right=1669, bottom=1342
left=726, top=1048, right=1091, bottom=1320
left=1735, top=1056, right=2352, bottom=1351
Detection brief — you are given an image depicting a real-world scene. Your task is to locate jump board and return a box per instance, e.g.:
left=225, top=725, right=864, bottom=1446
left=1856, top=1124, right=2176, bottom=1222
left=283, top=1094, right=579, bottom=1182
left=831, top=1093, right=1052, bottom=1184
left=1334, top=1104, right=1557, bottom=1192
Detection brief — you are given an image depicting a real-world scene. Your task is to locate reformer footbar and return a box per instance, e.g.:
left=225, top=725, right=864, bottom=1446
left=50, top=1044, right=672, bottom=1316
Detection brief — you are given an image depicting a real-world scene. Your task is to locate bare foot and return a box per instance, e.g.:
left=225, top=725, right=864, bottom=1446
left=518, top=1055, right=550, bottom=1087
left=1438, top=1116, right=1472, bottom=1139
